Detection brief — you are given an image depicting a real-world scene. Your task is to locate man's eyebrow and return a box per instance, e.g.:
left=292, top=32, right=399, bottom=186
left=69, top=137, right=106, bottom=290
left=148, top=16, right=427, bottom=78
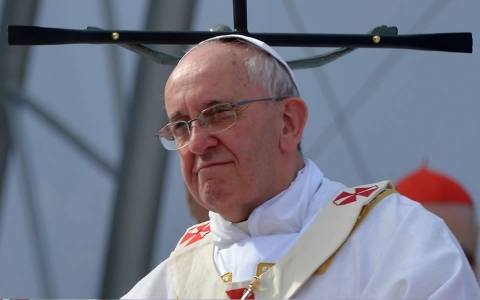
left=205, top=100, right=225, bottom=106
left=168, top=100, right=229, bottom=121
left=168, top=111, right=187, bottom=122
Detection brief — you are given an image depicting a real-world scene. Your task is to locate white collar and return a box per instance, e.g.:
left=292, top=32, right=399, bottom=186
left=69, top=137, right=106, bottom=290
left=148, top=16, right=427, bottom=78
left=210, top=159, right=327, bottom=248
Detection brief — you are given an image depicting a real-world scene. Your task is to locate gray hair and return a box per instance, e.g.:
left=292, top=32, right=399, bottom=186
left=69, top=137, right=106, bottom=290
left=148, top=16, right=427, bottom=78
left=192, top=38, right=300, bottom=98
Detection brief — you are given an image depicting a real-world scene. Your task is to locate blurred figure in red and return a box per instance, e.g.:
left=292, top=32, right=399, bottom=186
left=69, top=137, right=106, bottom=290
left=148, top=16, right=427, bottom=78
left=396, top=165, right=477, bottom=276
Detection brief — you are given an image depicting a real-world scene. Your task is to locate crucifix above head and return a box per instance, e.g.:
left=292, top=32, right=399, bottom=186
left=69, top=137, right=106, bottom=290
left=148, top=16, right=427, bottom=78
left=7, top=0, right=473, bottom=70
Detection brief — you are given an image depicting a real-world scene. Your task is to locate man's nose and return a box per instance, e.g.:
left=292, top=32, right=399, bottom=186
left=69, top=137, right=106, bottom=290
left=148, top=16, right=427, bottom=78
left=187, top=122, right=217, bottom=154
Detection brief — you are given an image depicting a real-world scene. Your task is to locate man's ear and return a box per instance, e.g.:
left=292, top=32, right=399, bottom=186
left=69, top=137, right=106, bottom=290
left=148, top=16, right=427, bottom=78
left=279, top=97, right=308, bottom=153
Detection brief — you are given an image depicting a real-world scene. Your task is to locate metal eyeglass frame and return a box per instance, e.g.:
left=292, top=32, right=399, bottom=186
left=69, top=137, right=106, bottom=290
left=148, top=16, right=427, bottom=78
left=156, top=96, right=286, bottom=150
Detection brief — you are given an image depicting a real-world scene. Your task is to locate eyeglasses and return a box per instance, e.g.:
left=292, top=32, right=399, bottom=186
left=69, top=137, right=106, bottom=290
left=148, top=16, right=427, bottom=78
left=156, top=97, right=285, bottom=150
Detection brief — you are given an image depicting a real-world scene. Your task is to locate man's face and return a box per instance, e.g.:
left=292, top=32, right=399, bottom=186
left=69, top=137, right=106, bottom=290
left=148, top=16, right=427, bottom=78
left=165, top=44, right=284, bottom=222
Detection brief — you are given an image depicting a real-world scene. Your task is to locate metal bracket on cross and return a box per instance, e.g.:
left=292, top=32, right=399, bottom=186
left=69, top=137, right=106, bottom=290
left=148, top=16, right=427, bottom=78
left=6, top=0, right=473, bottom=71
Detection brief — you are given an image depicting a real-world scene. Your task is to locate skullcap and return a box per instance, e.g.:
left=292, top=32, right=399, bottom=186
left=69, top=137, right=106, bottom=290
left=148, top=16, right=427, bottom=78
left=396, top=166, right=473, bottom=206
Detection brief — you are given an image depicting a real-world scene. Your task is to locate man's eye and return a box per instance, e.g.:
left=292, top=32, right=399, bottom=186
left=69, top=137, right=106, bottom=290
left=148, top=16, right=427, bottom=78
left=208, top=106, right=231, bottom=116
left=173, top=122, right=186, bottom=130
left=172, top=123, right=188, bottom=136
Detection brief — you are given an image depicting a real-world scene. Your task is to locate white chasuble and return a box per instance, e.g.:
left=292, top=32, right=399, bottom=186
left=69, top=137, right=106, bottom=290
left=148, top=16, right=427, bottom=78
left=122, top=159, right=479, bottom=299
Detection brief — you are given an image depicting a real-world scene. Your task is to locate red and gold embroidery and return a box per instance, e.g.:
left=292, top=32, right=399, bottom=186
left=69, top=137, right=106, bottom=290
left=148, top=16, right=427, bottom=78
left=179, top=222, right=211, bottom=246
left=333, top=185, right=379, bottom=206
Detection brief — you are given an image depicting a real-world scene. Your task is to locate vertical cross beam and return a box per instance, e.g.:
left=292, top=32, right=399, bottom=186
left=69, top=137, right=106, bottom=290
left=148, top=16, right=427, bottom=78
left=233, top=0, right=248, bottom=34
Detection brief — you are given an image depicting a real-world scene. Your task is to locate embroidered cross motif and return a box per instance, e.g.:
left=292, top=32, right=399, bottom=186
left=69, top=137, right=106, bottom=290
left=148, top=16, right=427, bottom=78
left=179, top=222, right=211, bottom=246
left=226, top=288, right=255, bottom=299
left=333, top=185, right=379, bottom=206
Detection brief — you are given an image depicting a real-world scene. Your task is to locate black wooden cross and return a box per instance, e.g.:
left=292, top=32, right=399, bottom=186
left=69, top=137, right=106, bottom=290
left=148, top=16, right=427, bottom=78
left=7, top=0, right=473, bottom=67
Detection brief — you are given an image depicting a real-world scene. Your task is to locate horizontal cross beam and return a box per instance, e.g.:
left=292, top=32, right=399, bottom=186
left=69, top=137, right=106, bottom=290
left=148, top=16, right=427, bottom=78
left=8, top=25, right=472, bottom=53
left=6, top=0, right=473, bottom=54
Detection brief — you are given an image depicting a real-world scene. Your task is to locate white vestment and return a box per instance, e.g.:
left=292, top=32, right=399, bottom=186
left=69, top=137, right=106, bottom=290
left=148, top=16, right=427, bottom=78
left=122, top=159, right=479, bottom=299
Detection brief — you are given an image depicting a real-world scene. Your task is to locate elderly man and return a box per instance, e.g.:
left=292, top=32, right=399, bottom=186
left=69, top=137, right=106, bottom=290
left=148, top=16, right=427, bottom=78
left=123, top=35, right=479, bottom=299
left=396, top=165, right=478, bottom=277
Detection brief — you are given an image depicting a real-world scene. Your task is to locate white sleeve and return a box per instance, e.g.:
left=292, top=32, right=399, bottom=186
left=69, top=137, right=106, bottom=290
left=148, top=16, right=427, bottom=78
left=360, top=194, right=480, bottom=299
left=121, top=258, right=176, bottom=299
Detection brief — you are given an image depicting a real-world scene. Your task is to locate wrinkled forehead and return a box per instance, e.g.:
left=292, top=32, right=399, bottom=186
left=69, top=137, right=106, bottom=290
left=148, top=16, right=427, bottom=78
left=164, top=43, right=264, bottom=116
left=180, top=34, right=299, bottom=90
left=166, top=43, right=252, bottom=92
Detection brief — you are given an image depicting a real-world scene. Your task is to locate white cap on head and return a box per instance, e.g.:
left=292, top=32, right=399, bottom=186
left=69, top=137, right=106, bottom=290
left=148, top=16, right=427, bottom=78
left=190, top=34, right=299, bottom=91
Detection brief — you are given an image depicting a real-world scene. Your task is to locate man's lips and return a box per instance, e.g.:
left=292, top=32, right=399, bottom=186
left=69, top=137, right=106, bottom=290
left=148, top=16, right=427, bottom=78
left=196, top=161, right=230, bottom=173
